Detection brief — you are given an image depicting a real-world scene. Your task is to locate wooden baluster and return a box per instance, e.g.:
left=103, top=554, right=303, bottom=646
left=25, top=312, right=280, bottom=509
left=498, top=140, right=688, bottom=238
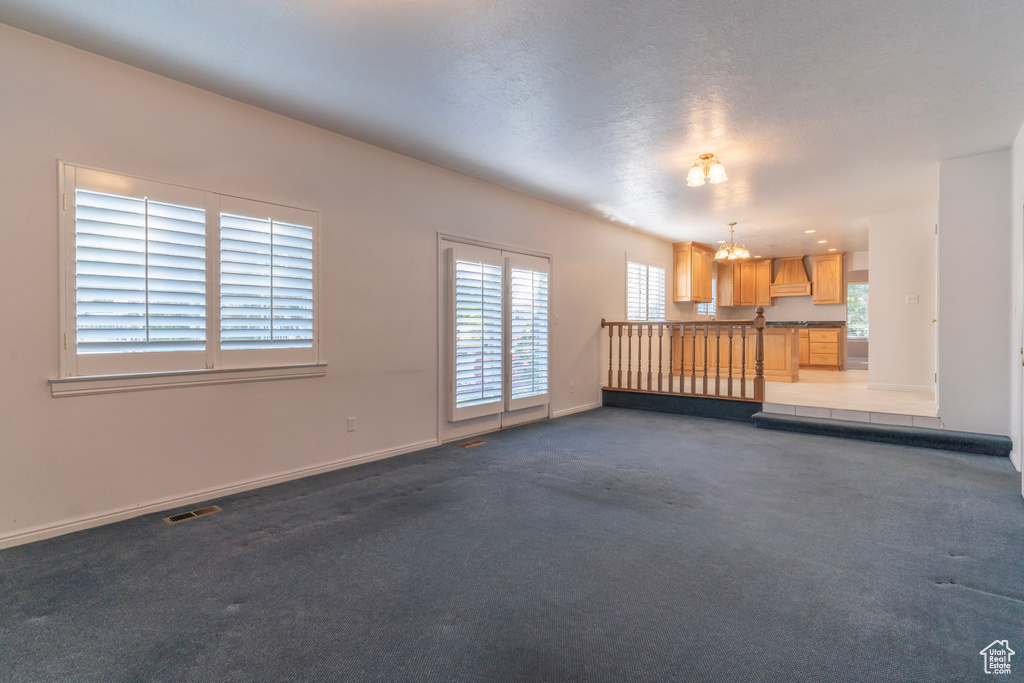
left=702, top=323, right=709, bottom=395
left=690, top=325, right=697, bottom=395
left=606, top=320, right=613, bottom=389
left=647, top=325, right=653, bottom=392
left=727, top=325, right=734, bottom=398
left=754, top=306, right=766, bottom=402
left=630, top=325, right=638, bottom=389
left=680, top=325, right=687, bottom=394
left=617, top=325, right=623, bottom=389
left=676, top=326, right=683, bottom=393
left=714, top=325, right=721, bottom=397
left=627, top=324, right=633, bottom=390
left=657, top=324, right=664, bottom=393
left=668, top=326, right=675, bottom=394
left=740, top=325, right=747, bottom=399
left=676, top=326, right=684, bottom=394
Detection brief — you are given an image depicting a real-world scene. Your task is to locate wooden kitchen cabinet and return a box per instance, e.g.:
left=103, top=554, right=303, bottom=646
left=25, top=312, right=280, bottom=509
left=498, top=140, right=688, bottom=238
left=717, top=258, right=773, bottom=307
left=812, top=253, right=844, bottom=304
left=801, top=327, right=845, bottom=370
left=672, top=327, right=798, bottom=382
left=673, top=241, right=714, bottom=303
left=755, top=259, right=772, bottom=306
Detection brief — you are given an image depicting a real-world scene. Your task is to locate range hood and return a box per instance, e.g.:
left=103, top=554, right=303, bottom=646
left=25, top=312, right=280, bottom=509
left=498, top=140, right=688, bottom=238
left=769, top=256, right=812, bottom=297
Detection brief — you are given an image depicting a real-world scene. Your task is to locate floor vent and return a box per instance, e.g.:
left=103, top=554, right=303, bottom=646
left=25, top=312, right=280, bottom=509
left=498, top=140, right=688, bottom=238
left=163, top=505, right=222, bottom=525
left=457, top=440, right=485, bottom=448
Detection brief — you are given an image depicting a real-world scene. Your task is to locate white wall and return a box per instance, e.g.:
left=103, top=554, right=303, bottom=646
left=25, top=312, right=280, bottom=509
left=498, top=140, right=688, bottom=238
left=847, top=251, right=869, bottom=272
left=0, top=26, right=676, bottom=547
left=866, top=209, right=937, bottom=392
left=1010, top=123, right=1024, bottom=473
left=938, top=151, right=1012, bottom=437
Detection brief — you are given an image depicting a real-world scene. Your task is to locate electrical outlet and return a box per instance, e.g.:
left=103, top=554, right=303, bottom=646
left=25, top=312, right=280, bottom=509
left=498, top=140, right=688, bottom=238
left=570, top=382, right=575, bottom=393
left=347, top=417, right=356, bottom=432
left=905, top=294, right=919, bottom=304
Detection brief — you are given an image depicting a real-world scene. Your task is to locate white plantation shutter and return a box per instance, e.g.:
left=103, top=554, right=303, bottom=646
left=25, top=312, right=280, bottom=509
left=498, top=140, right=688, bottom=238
left=69, top=168, right=208, bottom=376
left=626, top=261, right=647, bottom=321
left=76, top=192, right=207, bottom=355
left=506, top=253, right=549, bottom=411
left=626, top=258, right=665, bottom=321
left=647, top=265, right=665, bottom=320
left=220, top=215, right=314, bottom=350
left=218, top=197, right=318, bottom=367
left=220, top=214, right=272, bottom=348
left=450, top=246, right=504, bottom=421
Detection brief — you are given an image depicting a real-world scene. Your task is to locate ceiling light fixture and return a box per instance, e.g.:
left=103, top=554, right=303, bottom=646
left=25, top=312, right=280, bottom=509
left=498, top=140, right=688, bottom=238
left=805, top=230, right=816, bottom=234
left=714, top=222, right=750, bottom=260
left=686, top=153, right=727, bottom=187
left=817, top=240, right=827, bottom=244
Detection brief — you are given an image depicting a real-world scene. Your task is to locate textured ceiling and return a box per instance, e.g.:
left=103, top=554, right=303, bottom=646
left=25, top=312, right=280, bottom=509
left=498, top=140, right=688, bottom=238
left=3, top=0, right=1024, bottom=255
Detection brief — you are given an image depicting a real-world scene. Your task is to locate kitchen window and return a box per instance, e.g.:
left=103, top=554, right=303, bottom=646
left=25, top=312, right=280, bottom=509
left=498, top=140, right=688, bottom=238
left=847, top=283, right=868, bottom=338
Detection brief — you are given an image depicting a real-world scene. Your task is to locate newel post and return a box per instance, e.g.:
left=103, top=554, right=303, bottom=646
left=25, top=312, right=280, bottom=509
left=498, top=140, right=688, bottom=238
left=754, top=306, right=766, bottom=402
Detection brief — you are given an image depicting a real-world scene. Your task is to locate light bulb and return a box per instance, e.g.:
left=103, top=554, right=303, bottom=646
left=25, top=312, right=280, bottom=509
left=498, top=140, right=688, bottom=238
left=686, top=164, right=706, bottom=187
left=707, top=161, right=727, bottom=183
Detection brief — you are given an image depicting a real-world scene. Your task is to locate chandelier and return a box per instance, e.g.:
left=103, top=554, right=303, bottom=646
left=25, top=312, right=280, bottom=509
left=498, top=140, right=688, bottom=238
left=686, top=153, right=727, bottom=187
left=714, top=222, right=750, bottom=260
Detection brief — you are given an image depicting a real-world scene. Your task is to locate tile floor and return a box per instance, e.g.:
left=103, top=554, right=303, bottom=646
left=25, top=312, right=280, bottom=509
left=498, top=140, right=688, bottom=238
left=763, top=368, right=940, bottom=423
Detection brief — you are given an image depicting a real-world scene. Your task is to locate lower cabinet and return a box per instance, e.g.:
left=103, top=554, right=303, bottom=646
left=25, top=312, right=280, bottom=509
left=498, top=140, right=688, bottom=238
left=799, top=328, right=845, bottom=370
left=670, top=328, right=799, bottom=382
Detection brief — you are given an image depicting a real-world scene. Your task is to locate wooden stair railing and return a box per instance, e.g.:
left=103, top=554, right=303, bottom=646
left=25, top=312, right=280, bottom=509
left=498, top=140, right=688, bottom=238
left=601, top=307, right=765, bottom=402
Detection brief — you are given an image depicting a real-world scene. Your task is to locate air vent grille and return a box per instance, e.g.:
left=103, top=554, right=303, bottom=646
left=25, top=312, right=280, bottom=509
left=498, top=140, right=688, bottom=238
left=164, top=504, right=222, bottom=525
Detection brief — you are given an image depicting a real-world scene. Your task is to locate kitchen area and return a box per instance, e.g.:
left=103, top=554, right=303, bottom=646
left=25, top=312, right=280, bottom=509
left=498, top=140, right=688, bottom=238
left=672, top=240, right=938, bottom=421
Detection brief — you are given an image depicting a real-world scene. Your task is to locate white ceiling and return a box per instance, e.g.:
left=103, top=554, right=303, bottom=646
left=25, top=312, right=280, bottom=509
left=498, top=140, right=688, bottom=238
left=3, top=0, right=1024, bottom=256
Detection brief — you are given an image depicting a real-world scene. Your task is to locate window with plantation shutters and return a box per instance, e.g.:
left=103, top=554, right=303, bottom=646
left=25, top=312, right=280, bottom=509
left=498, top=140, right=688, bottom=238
left=59, top=165, right=319, bottom=381
left=450, top=245, right=504, bottom=421
left=507, top=254, right=549, bottom=411
left=220, top=212, right=314, bottom=352
left=626, top=258, right=665, bottom=321
left=75, top=190, right=207, bottom=356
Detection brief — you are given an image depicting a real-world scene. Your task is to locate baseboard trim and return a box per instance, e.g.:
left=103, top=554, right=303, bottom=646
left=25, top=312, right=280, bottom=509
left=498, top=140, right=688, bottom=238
left=0, top=438, right=439, bottom=550
left=867, top=383, right=935, bottom=394
left=552, top=402, right=602, bottom=418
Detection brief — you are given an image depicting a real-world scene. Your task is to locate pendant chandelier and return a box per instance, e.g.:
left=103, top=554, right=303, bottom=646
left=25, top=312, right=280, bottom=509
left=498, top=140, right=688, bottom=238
left=714, top=222, right=750, bottom=260
left=686, top=153, right=727, bottom=187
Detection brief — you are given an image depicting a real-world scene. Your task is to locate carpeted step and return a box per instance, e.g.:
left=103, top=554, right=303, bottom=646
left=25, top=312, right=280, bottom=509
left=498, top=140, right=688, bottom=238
left=602, top=389, right=762, bottom=422
left=751, top=411, right=1011, bottom=456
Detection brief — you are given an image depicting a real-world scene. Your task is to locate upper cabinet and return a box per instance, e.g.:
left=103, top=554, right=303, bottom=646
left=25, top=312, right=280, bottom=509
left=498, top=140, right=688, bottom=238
left=673, top=241, right=714, bottom=303
left=717, top=258, right=773, bottom=307
left=811, top=253, right=844, bottom=304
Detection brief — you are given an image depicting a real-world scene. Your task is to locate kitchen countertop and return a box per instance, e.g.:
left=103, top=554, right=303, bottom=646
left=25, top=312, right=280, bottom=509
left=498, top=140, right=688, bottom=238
left=765, top=321, right=847, bottom=328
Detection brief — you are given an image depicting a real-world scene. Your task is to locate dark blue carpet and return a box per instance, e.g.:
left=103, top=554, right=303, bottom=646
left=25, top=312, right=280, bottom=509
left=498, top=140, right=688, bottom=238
left=1, top=407, right=1022, bottom=682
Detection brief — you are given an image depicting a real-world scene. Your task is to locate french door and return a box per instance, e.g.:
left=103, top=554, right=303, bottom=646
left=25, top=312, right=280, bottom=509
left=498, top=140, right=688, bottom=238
left=438, top=239, right=550, bottom=442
